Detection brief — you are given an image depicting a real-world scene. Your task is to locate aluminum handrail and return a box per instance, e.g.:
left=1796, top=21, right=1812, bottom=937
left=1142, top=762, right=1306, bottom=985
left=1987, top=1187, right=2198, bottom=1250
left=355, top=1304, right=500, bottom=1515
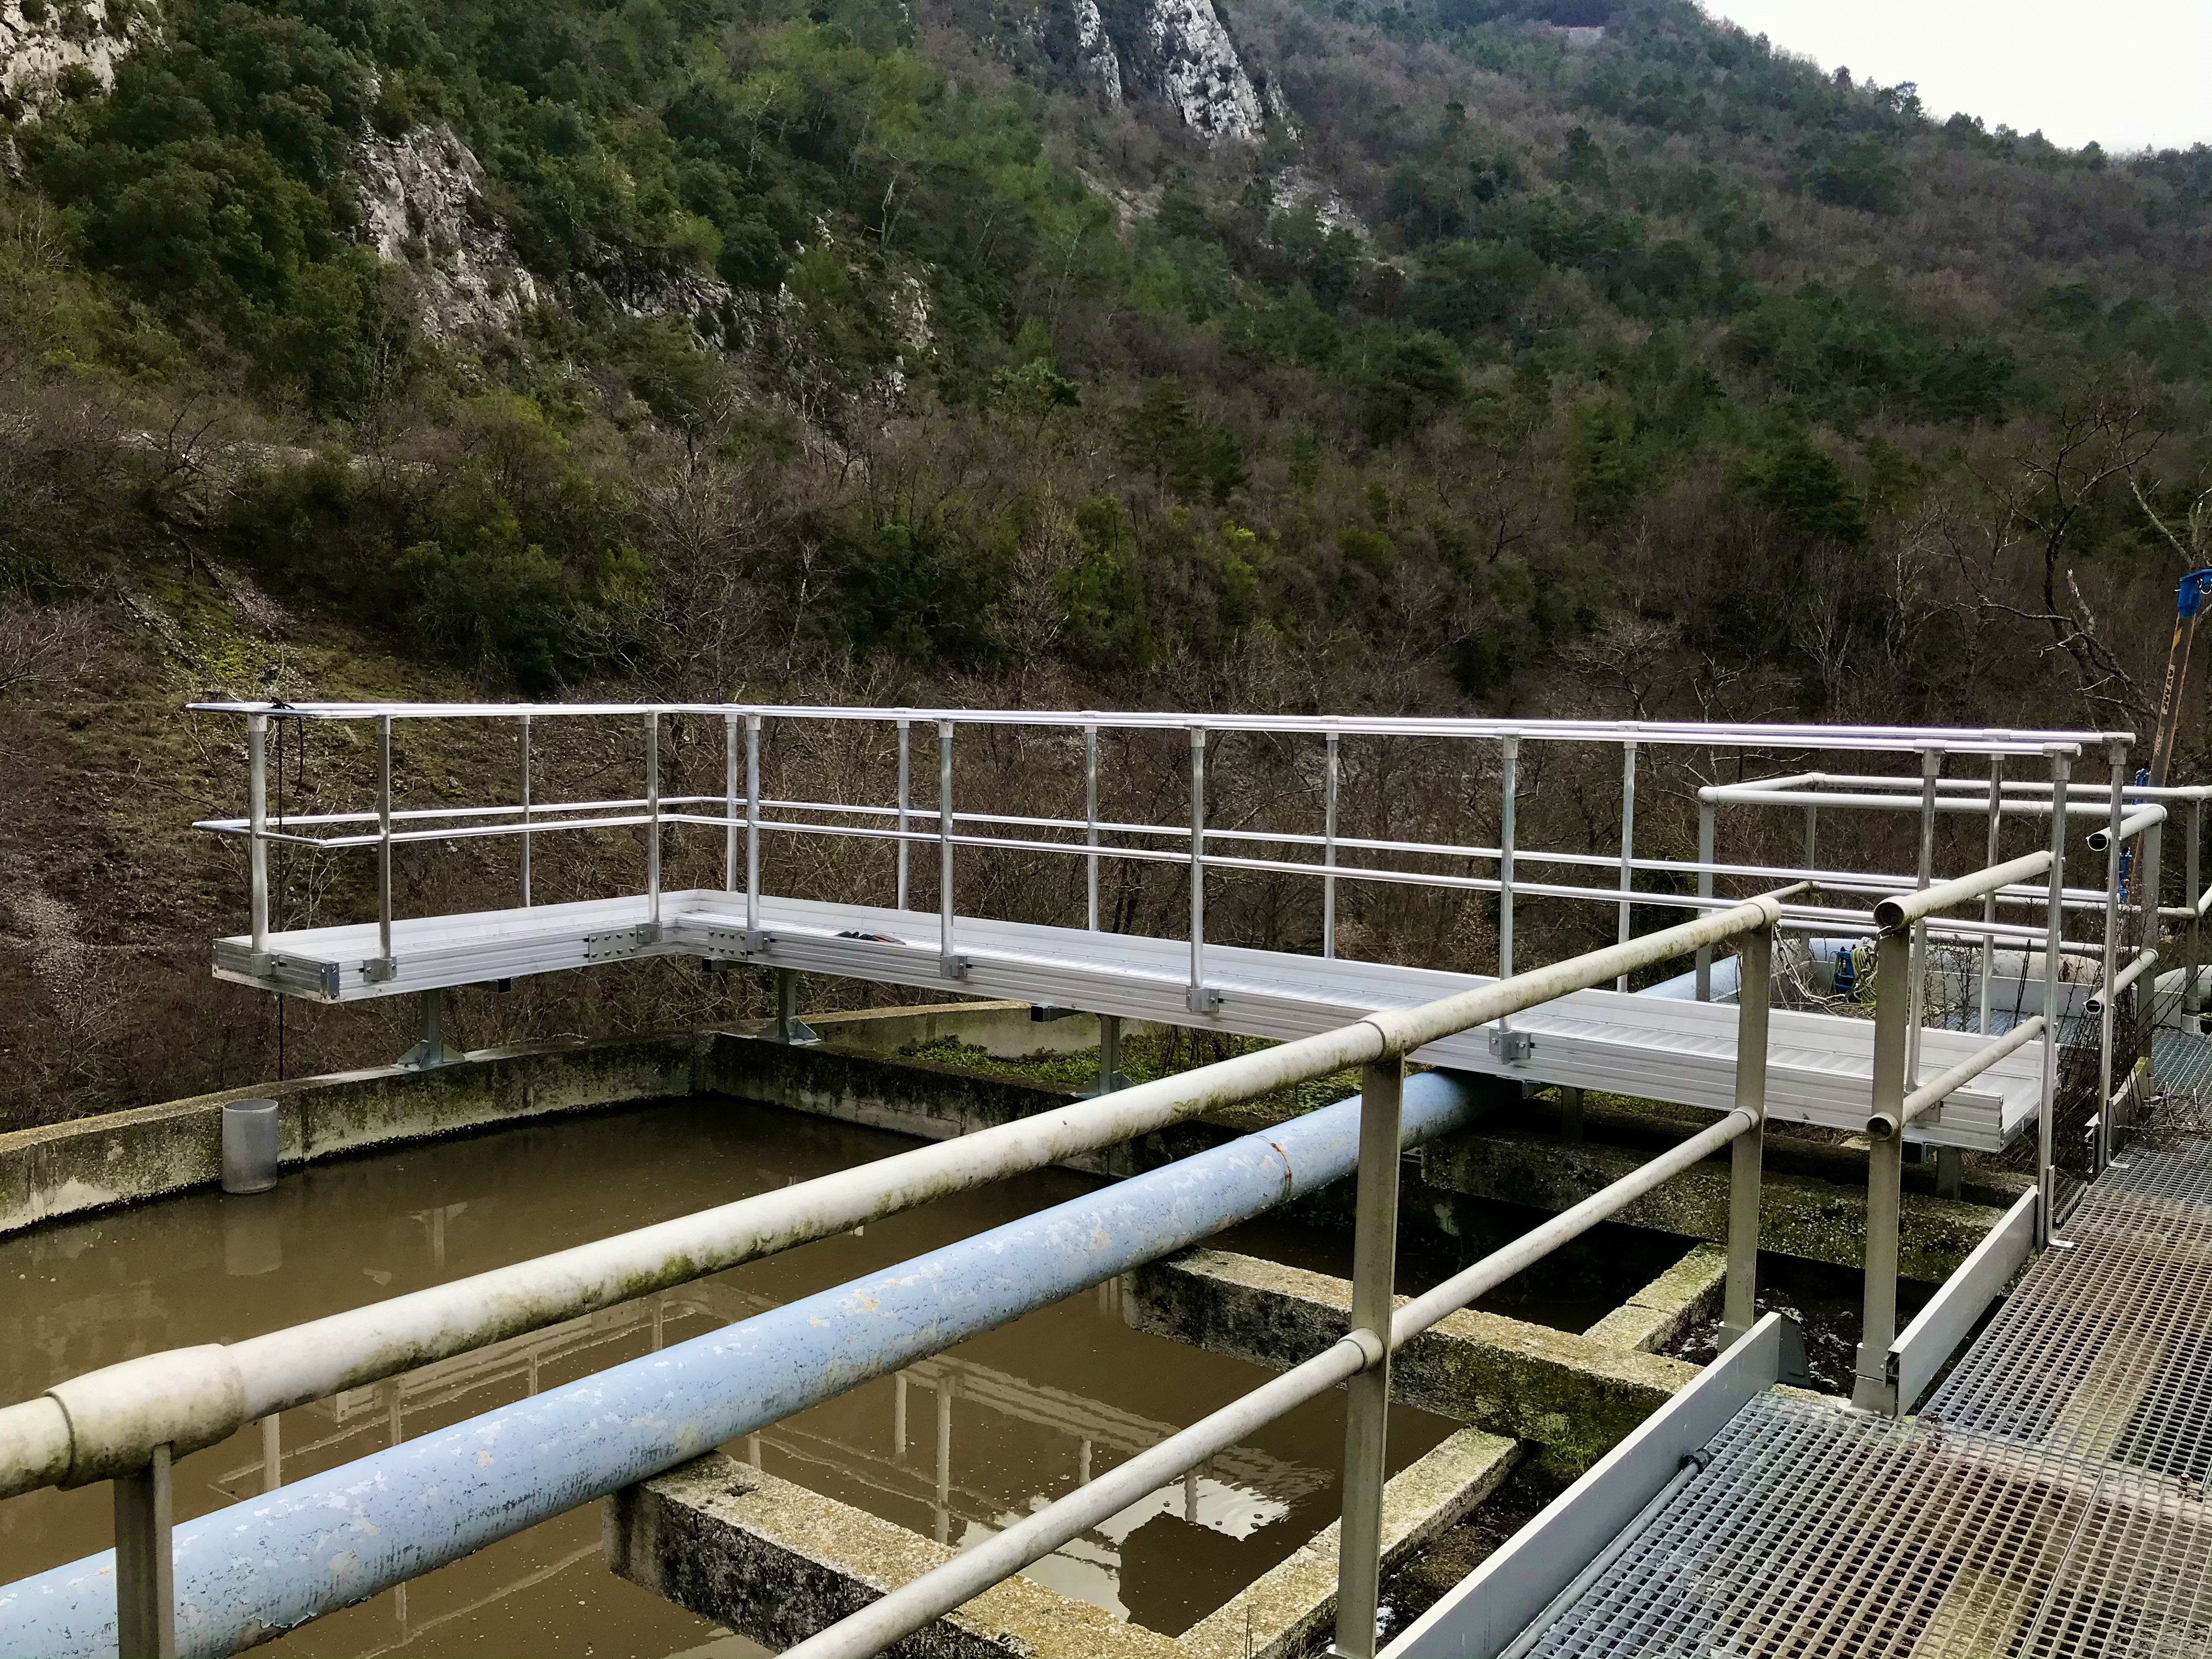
left=1872, top=851, right=2057, bottom=931
left=783, top=1102, right=1760, bottom=1659
left=1702, top=786, right=2125, bottom=819
left=1870, top=1015, right=2047, bottom=1139
left=0, top=894, right=1790, bottom=1503
left=2085, top=946, right=2160, bottom=1015
left=188, top=700, right=2118, bottom=752
left=2087, top=804, right=2169, bottom=852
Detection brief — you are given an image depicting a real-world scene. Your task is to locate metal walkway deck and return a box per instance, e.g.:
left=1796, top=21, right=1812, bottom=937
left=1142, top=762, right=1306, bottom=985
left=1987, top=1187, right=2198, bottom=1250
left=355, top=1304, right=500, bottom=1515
left=213, top=889, right=2044, bottom=1150
left=1487, top=1130, right=2212, bottom=1659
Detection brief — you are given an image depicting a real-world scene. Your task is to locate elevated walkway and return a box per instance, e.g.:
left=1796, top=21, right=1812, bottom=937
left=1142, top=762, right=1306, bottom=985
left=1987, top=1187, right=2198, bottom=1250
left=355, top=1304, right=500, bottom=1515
left=1400, top=1127, right=2212, bottom=1659
left=213, top=889, right=2045, bottom=1151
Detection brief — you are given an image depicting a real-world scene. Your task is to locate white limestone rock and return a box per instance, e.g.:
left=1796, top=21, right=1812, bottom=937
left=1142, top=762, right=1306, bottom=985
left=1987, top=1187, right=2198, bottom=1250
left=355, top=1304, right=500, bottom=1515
left=357, top=125, right=543, bottom=338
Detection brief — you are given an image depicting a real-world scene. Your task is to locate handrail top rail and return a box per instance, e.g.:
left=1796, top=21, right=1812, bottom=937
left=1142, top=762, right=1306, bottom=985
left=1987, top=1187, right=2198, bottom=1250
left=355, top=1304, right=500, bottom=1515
left=185, top=700, right=2116, bottom=755
left=1873, top=850, right=2058, bottom=932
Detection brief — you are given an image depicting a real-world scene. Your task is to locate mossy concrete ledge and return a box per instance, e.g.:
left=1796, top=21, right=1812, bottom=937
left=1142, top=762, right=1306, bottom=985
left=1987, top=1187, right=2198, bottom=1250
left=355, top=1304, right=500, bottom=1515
left=1126, top=1249, right=1696, bottom=1478
left=606, top=1451, right=1189, bottom=1658
left=1581, top=1243, right=1728, bottom=1353
left=1420, top=1127, right=2006, bottom=1282
left=1178, top=1426, right=1517, bottom=1659
left=0, top=1032, right=712, bottom=1237
left=606, top=1430, right=1517, bottom=1659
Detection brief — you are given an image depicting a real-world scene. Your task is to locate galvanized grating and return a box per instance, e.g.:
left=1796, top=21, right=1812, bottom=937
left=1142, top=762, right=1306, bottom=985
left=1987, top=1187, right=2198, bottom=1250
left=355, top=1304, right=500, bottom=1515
left=1513, top=1131, right=2212, bottom=1659
left=2155, top=1028, right=2212, bottom=1098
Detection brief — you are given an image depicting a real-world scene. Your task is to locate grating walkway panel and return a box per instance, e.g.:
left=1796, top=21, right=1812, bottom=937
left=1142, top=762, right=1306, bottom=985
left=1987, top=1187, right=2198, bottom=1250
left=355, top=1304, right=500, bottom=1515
left=1513, top=1131, right=2212, bottom=1659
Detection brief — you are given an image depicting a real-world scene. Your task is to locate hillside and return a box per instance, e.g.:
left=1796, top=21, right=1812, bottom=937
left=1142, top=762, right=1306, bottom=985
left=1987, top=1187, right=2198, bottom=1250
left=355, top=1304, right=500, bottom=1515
left=0, top=0, right=2207, bottom=1124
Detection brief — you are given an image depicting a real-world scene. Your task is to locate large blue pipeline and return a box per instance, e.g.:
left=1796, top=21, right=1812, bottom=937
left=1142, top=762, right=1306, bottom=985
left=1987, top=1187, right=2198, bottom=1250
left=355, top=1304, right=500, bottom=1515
left=0, top=1071, right=1488, bottom=1658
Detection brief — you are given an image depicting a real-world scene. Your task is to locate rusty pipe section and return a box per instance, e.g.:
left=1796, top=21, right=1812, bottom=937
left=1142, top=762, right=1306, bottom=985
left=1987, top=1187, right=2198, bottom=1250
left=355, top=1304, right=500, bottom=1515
left=0, top=1021, right=1391, bottom=1500
left=0, top=1071, right=1489, bottom=1658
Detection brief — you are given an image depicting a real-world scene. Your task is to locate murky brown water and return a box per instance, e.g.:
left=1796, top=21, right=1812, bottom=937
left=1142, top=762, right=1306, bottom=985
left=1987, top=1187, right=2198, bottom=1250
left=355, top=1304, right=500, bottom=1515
left=0, top=1097, right=1469, bottom=1654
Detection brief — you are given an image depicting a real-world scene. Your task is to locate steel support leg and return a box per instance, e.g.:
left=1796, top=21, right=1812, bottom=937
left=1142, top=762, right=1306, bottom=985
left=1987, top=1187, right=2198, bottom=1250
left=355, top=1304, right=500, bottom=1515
left=1332, top=1057, right=1403, bottom=1659
left=773, top=968, right=818, bottom=1046
left=1093, top=1013, right=1127, bottom=1096
left=1722, top=924, right=1771, bottom=1344
left=398, top=988, right=452, bottom=1069
left=115, top=1445, right=175, bottom=1659
left=1558, top=1085, right=1583, bottom=1141
left=1853, top=930, right=1912, bottom=1415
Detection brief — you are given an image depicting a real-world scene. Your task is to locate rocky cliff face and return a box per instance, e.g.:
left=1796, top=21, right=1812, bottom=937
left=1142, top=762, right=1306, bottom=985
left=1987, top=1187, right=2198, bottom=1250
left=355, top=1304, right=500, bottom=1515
left=357, top=125, right=544, bottom=339
left=1074, top=0, right=1274, bottom=143
left=1, top=0, right=143, bottom=117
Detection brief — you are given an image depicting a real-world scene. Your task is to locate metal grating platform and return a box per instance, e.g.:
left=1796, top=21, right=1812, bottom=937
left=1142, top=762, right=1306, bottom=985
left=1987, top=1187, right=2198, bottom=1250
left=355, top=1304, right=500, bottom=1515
left=2156, top=1028, right=2212, bottom=1098
left=1510, top=1132, right=2212, bottom=1659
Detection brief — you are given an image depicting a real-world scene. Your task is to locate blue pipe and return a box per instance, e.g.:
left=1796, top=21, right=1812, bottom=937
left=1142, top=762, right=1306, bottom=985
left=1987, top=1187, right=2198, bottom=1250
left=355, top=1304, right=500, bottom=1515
left=0, top=1071, right=1487, bottom=1657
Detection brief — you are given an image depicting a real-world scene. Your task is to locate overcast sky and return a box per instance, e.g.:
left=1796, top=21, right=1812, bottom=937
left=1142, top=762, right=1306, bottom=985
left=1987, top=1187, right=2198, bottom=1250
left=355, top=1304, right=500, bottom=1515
left=1697, top=0, right=2212, bottom=154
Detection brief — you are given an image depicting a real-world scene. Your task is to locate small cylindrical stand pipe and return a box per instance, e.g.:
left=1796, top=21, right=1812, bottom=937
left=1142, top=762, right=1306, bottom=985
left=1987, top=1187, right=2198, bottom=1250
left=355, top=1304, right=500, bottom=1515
left=1615, top=741, right=1638, bottom=990
left=1721, top=924, right=1771, bottom=1344
left=1498, top=736, right=1519, bottom=980
left=1331, top=1056, right=1403, bottom=1659
left=1323, top=729, right=1340, bottom=960
left=1853, top=929, right=1914, bottom=1415
left=377, top=714, right=395, bottom=969
left=222, top=1099, right=280, bottom=1195
left=114, top=1445, right=176, bottom=1659
left=248, top=713, right=270, bottom=960
left=1978, top=755, right=2004, bottom=1034
left=745, top=715, right=763, bottom=940
left=261, top=1415, right=282, bottom=1495
left=1187, top=726, right=1209, bottom=1012
left=723, top=714, right=738, bottom=894
left=1694, top=800, right=1715, bottom=1001
left=1098, top=1013, right=1121, bottom=1096
left=897, top=715, right=912, bottom=914
left=644, top=712, right=661, bottom=930
left=893, top=1373, right=908, bottom=1459
left=520, top=714, right=534, bottom=909
left=1084, top=723, right=1099, bottom=932
left=938, top=720, right=957, bottom=978
left=2038, top=748, right=2071, bottom=1244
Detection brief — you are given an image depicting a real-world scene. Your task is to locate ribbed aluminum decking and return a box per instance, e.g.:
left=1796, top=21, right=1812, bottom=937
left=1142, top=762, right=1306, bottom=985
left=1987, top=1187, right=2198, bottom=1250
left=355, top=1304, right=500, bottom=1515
left=208, top=889, right=2046, bottom=1149
left=1511, top=1131, right=2212, bottom=1659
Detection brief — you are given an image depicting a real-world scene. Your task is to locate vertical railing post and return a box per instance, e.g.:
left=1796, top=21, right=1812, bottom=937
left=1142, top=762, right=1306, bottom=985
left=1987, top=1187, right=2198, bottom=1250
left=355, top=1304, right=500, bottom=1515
left=1905, top=747, right=1943, bottom=1085
left=1804, top=801, right=1820, bottom=901
left=520, top=713, right=534, bottom=909
left=1187, top=725, right=1215, bottom=1012
left=1084, top=721, right=1099, bottom=932
left=1323, top=728, right=1340, bottom=960
left=1694, top=797, right=1716, bottom=1001
left=2037, top=747, right=2071, bottom=1245
left=938, top=720, right=960, bottom=979
left=745, top=713, right=763, bottom=947
left=114, top=1444, right=176, bottom=1658
left=1498, top=736, right=1518, bottom=980
left=723, top=713, right=738, bottom=894
left=644, top=710, right=662, bottom=935
left=247, top=713, right=270, bottom=965
left=376, top=714, right=395, bottom=976
left=1978, top=755, right=2004, bottom=1033
left=1332, top=1054, right=1403, bottom=1659
left=897, top=715, right=913, bottom=914
left=1614, top=740, right=1638, bottom=991
left=2096, top=742, right=2128, bottom=1173
left=1722, top=921, right=1772, bottom=1344
left=2188, top=797, right=2204, bottom=1031
left=2136, top=816, right=2163, bottom=1121
left=1853, top=927, right=1914, bottom=1415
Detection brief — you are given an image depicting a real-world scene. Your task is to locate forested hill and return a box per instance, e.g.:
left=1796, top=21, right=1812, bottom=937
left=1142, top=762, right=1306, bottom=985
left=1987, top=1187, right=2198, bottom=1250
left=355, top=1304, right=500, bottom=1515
left=2, top=0, right=2211, bottom=1104
left=2, top=0, right=2207, bottom=729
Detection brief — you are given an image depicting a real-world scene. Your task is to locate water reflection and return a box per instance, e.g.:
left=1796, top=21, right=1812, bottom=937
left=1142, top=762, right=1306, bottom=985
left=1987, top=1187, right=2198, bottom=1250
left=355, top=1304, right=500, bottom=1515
left=0, top=1096, right=1453, bottom=1654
